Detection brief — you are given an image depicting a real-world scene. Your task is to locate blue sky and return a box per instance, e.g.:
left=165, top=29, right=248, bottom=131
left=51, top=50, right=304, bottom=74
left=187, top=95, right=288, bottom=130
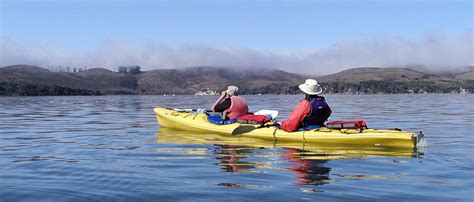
left=0, top=0, right=472, bottom=73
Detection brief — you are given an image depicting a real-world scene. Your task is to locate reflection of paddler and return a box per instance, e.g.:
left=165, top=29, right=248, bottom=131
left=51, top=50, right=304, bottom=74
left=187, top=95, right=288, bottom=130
left=215, top=145, right=257, bottom=172
left=282, top=148, right=331, bottom=185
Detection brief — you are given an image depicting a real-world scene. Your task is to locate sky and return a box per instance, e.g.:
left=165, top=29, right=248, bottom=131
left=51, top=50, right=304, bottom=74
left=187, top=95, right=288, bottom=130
left=0, top=0, right=472, bottom=74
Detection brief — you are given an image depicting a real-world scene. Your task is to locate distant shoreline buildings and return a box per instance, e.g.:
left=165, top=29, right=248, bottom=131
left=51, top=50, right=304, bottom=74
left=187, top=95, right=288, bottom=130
left=47, top=66, right=89, bottom=73
left=194, top=88, right=218, bottom=96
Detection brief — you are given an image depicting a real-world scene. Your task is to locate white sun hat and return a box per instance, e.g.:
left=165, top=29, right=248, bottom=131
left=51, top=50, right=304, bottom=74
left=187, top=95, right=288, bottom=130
left=298, top=79, right=323, bottom=95
left=226, top=86, right=239, bottom=96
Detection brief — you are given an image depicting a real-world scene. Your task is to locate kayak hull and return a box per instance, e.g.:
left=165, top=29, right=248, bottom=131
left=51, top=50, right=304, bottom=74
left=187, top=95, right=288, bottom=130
left=154, top=108, right=425, bottom=149
left=156, top=128, right=422, bottom=160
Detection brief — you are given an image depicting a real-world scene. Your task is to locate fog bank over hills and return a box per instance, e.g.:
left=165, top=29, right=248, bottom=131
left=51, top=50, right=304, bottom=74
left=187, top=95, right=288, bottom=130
left=1, top=32, right=472, bottom=75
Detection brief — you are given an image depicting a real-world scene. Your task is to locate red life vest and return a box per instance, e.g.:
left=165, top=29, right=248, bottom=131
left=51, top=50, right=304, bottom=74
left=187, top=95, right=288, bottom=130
left=225, top=96, right=249, bottom=119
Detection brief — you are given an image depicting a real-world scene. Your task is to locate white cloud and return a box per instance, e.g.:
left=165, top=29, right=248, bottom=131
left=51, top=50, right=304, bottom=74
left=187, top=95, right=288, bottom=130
left=1, top=31, right=472, bottom=74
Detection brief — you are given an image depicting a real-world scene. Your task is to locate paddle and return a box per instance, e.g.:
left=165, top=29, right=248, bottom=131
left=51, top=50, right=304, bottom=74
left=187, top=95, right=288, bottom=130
left=168, top=107, right=280, bottom=135
left=168, top=108, right=279, bottom=118
left=167, top=108, right=208, bottom=113
left=231, top=123, right=280, bottom=136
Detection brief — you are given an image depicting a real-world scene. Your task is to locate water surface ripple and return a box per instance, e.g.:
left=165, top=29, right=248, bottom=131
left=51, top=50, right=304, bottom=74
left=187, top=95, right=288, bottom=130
left=0, top=95, right=473, bottom=200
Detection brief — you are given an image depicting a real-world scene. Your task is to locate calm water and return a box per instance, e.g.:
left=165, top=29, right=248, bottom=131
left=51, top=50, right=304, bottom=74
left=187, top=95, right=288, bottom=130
left=1, top=95, right=473, bottom=200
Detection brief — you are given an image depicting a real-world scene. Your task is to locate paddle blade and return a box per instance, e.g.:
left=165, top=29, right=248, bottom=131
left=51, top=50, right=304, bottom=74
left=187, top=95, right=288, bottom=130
left=231, top=125, right=256, bottom=136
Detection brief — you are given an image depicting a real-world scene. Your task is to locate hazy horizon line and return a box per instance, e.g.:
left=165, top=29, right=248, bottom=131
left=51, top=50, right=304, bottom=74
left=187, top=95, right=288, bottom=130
left=1, top=31, right=472, bottom=75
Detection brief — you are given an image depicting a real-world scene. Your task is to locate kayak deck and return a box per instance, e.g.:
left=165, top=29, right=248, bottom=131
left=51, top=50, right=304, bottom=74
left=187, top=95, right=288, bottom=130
left=153, top=108, right=426, bottom=149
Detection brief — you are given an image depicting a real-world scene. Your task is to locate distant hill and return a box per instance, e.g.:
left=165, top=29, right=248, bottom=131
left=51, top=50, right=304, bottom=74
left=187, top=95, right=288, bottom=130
left=317, top=67, right=436, bottom=83
left=136, top=66, right=304, bottom=94
left=317, top=67, right=472, bottom=94
left=75, top=67, right=137, bottom=94
left=452, top=66, right=474, bottom=80
left=0, top=65, right=305, bottom=95
left=0, top=65, right=99, bottom=95
left=0, top=65, right=472, bottom=96
left=0, top=65, right=135, bottom=95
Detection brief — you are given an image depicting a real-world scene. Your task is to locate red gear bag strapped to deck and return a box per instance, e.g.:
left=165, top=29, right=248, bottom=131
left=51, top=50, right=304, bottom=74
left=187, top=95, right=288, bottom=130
left=326, top=120, right=367, bottom=129
left=237, top=114, right=271, bottom=124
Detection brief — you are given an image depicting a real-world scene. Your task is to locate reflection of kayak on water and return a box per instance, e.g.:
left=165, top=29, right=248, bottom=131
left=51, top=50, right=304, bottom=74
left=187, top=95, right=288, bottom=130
left=156, top=128, right=422, bottom=185
left=156, top=128, right=423, bottom=160
left=154, top=108, right=426, bottom=149
left=156, top=128, right=419, bottom=187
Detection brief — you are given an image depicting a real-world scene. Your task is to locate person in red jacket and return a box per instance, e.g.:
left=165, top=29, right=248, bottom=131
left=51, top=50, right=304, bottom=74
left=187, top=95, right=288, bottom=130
left=211, top=86, right=249, bottom=119
left=280, top=79, right=332, bottom=132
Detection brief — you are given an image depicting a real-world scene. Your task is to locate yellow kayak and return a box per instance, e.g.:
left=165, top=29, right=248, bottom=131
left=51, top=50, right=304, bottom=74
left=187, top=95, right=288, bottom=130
left=156, top=128, right=422, bottom=160
left=153, top=108, right=426, bottom=149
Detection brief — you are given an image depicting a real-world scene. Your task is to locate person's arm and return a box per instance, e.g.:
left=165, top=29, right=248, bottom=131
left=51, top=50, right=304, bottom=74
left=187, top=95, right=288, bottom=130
left=324, top=104, right=332, bottom=120
left=280, top=100, right=311, bottom=132
left=212, top=92, right=227, bottom=112
left=214, top=98, right=231, bottom=112
left=327, top=105, right=332, bottom=118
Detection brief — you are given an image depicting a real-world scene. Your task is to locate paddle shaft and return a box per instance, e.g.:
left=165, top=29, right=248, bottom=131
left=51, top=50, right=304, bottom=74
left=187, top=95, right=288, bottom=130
left=167, top=108, right=278, bottom=118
